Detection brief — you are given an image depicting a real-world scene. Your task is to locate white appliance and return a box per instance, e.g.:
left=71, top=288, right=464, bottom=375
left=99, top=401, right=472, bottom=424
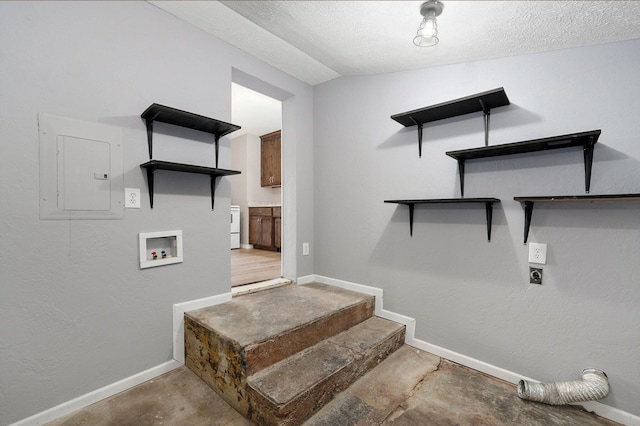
left=230, top=205, right=240, bottom=249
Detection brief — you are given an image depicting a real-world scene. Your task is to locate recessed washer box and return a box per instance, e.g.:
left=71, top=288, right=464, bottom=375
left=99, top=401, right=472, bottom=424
left=39, top=113, right=124, bottom=219
left=139, top=230, right=183, bottom=269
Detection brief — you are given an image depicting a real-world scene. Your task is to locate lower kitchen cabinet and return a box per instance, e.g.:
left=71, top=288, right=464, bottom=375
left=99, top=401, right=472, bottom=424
left=249, top=207, right=281, bottom=251
left=274, top=207, right=281, bottom=249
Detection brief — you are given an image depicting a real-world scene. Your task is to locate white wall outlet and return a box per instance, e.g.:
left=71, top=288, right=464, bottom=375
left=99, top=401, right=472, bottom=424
left=528, top=242, right=547, bottom=264
left=125, top=188, right=141, bottom=208
left=302, top=242, right=310, bottom=256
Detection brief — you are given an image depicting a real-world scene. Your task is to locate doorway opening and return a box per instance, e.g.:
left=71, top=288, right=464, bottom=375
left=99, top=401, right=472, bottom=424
left=230, top=82, right=283, bottom=288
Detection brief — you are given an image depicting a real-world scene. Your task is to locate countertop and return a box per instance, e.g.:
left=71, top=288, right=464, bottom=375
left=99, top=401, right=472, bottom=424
left=248, top=201, right=281, bottom=207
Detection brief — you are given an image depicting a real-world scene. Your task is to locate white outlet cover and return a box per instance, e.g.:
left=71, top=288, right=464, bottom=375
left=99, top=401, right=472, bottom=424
left=125, top=188, right=141, bottom=208
left=528, top=242, right=547, bottom=264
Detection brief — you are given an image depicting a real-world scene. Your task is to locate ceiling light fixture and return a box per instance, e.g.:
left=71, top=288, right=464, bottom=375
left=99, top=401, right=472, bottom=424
left=413, top=0, right=444, bottom=47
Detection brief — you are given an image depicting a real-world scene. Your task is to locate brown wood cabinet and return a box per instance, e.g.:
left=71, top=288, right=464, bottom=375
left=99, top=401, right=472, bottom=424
left=273, top=207, right=281, bottom=249
left=249, top=207, right=281, bottom=251
left=260, top=130, right=281, bottom=187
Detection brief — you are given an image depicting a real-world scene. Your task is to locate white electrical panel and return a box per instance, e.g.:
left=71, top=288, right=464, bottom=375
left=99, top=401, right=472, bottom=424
left=39, top=113, right=124, bottom=219
left=58, top=136, right=111, bottom=211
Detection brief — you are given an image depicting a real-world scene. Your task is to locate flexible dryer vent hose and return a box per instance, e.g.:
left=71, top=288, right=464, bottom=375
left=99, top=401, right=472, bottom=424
left=517, top=369, right=609, bottom=405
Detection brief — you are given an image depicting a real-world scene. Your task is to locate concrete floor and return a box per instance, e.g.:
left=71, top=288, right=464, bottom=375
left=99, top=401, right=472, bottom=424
left=46, top=345, right=617, bottom=426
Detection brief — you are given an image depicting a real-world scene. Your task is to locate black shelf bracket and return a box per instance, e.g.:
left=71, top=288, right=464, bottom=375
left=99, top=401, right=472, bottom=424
left=583, top=135, right=596, bottom=193
left=141, top=103, right=240, bottom=165
left=479, top=98, right=490, bottom=147
left=144, top=169, right=222, bottom=210
left=145, top=118, right=154, bottom=159
left=214, top=135, right=221, bottom=169
left=408, top=203, right=415, bottom=235
left=514, top=193, right=640, bottom=244
left=139, top=104, right=241, bottom=210
left=407, top=116, right=424, bottom=158
left=522, top=200, right=535, bottom=245
left=384, top=198, right=500, bottom=242
left=391, top=88, right=510, bottom=159
left=145, top=116, right=222, bottom=167
left=485, top=200, right=494, bottom=242
left=457, top=160, right=466, bottom=197
left=417, top=123, right=423, bottom=158
left=145, top=167, right=155, bottom=209
left=140, top=160, right=240, bottom=210
left=210, top=175, right=218, bottom=210
left=447, top=130, right=602, bottom=198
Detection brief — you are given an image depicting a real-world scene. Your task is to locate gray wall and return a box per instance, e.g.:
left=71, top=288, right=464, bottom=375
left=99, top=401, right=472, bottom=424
left=0, top=2, right=313, bottom=424
left=313, top=40, right=640, bottom=416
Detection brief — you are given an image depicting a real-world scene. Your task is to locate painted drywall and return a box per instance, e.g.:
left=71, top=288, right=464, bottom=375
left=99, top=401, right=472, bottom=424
left=313, top=40, right=640, bottom=416
left=230, top=135, right=249, bottom=245
left=231, top=135, right=249, bottom=205
left=0, top=2, right=313, bottom=424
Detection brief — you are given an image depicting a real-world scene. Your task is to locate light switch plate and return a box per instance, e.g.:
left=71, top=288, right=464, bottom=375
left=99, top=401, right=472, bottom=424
left=125, top=188, right=141, bottom=208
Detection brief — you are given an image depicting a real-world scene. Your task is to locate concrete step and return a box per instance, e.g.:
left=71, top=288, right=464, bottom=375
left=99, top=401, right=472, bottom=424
left=304, top=345, right=441, bottom=425
left=246, top=316, right=405, bottom=425
left=184, top=283, right=377, bottom=419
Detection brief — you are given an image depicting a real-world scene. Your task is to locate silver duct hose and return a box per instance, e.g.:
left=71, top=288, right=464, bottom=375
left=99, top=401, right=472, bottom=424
left=517, top=369, right=609, bottom=405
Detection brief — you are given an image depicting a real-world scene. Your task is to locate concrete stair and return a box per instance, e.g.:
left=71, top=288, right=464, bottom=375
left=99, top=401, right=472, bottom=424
left=184, top=283, right=405, bottom=425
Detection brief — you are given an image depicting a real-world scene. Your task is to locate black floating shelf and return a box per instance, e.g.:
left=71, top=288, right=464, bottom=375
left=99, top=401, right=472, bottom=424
left=384, top=198, right=500, bottom=241
left=446, top=130, right=601, bottom=197
left=391, top=88, right=510, bottom=157
left=140, top=160, right=240, bottom=209
left=141, top=103, right=241, bottom=168
left=514, top=193, right=640, bottom=244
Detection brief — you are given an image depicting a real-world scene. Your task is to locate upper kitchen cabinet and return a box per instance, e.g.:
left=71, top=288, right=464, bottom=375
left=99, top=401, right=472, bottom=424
left=261, top=130, right=281, bottom=187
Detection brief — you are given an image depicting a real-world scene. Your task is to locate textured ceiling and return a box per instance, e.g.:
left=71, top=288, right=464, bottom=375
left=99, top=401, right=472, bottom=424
left=150, top=1, right=640, bottom=86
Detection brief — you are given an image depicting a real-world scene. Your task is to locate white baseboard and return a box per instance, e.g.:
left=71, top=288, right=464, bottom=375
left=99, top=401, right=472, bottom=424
left=296, top=274, right=315, bottom=285
left=13, top=291, right=236, bottom=426
left=308, top=274, right=640, bottom=426
left=405, top=337, right=639, bottom=426
left=10, top=360, right=182, bottom=426
left=15, top=280, right=638, bottom=426
left=173, top=292, right=232, bottom=363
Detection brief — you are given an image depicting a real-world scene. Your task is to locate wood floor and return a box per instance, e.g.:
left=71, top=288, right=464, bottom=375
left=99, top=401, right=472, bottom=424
left=231, top=248, right=281, bottom=287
